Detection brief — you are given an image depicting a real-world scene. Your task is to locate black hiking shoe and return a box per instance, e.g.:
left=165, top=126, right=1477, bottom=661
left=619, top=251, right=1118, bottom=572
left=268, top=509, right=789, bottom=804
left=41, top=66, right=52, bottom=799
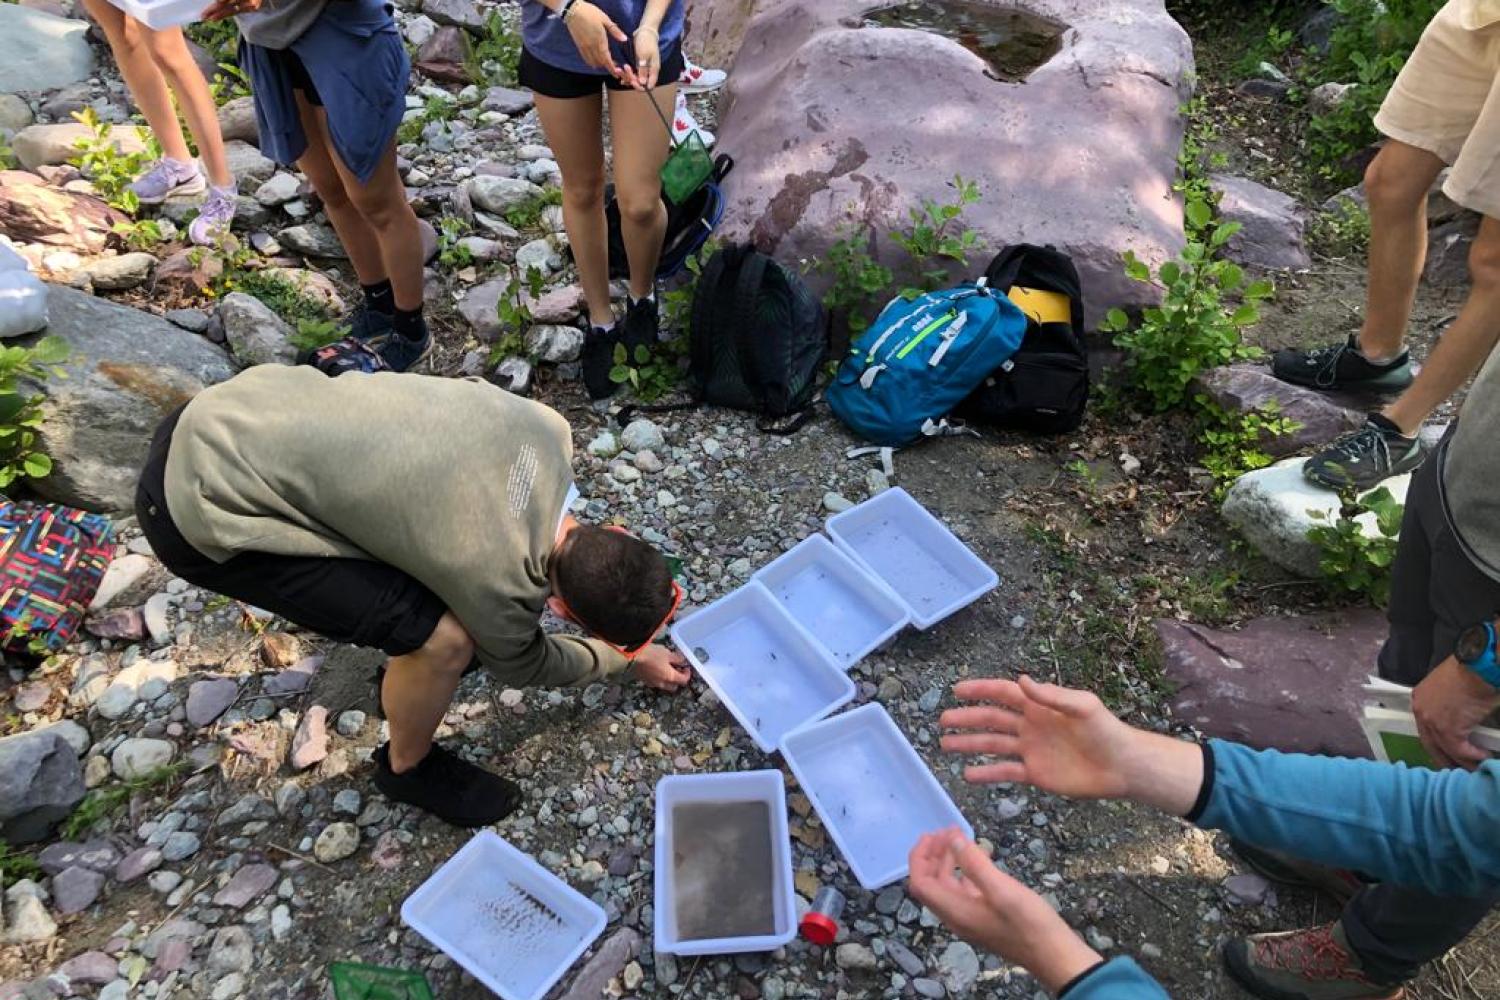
left=621, top=295, right=659, bottom=357
left=372, top=742, right=522, bottom=827
left=581, top=326, right=621, bottom=400
left=345, top=304, right=394, bottom=342
left=1302, top=415, right=1427, bottom=491
left=1230, top=839, right=1365, bottom=905
left=368, top=324, right=432, bottom=374
left=1271, top=335, right=1414, bottom=392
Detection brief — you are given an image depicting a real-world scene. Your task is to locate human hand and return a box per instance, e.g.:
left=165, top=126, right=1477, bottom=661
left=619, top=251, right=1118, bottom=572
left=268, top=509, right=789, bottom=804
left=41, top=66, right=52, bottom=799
left=200, top=0, right=261, bottom=20
left=630, top=644, right=691, bottom=692
left=619, top=27, right=661, bottom=90
left=565, top=2, right=626, bottom=77
left=907, top=829, right=1102, bottom=994
left=1412, top=655, right=1500, bottom=769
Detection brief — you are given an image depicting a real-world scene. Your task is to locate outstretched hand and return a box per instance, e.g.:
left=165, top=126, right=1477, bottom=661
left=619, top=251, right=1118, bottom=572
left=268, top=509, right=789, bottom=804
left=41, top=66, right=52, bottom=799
left=631, top=644, right=691, bottom=692
left=907, top=829, right=1102, bottom=994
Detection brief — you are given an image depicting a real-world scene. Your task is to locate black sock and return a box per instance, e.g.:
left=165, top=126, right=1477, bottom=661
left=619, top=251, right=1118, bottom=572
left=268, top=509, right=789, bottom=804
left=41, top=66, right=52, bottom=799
left=392, top=306, right=426, bottom=341
left=363, top=279, right=395, bottom=316
left=1368, top=412, right=1412, bottom=438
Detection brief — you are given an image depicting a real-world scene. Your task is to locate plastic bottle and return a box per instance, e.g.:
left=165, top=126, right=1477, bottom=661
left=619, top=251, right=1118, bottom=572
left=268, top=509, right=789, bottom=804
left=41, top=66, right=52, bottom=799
left=799, top=886, right=846, bottom=946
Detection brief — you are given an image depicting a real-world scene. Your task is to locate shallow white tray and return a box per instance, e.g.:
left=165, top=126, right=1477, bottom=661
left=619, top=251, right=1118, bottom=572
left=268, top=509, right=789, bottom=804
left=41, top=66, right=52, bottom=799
left=112, top=0, right=204, bottom=29
left=400, top=831, right=606, bottom=1000
left=671, top=583, right=855, bottom=753
left=826, top=487, right=998, bottom=630
left=653, top=770, right=797, bottom=955
left=752, top=533, right=909, bottom=669
left=779, top=703, right=973, bottom=889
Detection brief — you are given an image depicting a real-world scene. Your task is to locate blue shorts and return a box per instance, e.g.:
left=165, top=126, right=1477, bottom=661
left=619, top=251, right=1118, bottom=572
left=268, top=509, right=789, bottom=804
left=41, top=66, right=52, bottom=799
left=238, top=0, right=409, bottom=184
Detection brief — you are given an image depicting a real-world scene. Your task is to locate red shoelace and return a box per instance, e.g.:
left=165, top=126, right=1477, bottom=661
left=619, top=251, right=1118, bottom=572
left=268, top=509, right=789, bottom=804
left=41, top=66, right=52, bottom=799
left=1254, top=926, right=1380, bottom=985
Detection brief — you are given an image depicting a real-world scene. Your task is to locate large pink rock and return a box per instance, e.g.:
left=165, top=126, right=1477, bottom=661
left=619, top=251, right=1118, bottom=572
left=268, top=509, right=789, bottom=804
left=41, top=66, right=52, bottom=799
left=708, top=0, right=1193, bottom=328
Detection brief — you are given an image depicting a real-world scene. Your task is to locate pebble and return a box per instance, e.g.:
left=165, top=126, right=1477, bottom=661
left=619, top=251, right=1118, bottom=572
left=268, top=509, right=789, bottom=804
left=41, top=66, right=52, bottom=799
left=333, top=789, right=363, bottom=815
left=3, top=886, right=57, bottom=943
left=634, top=449, right=664, bottom=473
left=314, top=822, right=361, bottom=863
left=111, top=737, right=176, bottom=779
left=275, top=780, right=307, bottom=817
left=148, top=870, right=183, bottom=894
left=913, top=978, right=947, bottom=998
left=620, top=419, right=666, bottom=453
left=587, top=431, right=620, bottom=457
left=335, top=710, right=367, bottom=737
left=160, top=831, right=201, bottom=862
left=835, top=943, right=878, bottom=971
left=938, top=941, right=979, bottom=994
left=823, top=492, right=854, bottom=513
left=917, top=687, right=943, bottom=713
left=115, top=847, right=163, bottom=882
left=887, top=939, right=925, bottom=977
left=186, top=678, right=238, bottom=727
left=98, top=982, right=129, bottom=1000
left=874, top=886, right=904, bottom=915
left=290, top=706, right=330, bottom=769
left=213, top=864, right=278, bottom=909
left=143, top=593, right=173, bottom=646
left=52, top=865, right=105, bottom=914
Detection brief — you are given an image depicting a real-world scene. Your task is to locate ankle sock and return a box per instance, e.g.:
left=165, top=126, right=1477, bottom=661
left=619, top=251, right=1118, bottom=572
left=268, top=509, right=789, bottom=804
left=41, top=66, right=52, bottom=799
left=392, top=305, right=427, bottom=341
left=592, top=321, right=616, bottom=335
left=363, top=279, right=396, bottom=317
left=630, top=292, right=656, bottom=307
left=1368, top=412, right=1412, bottom=438
left=1353, top=339, right=1401, bottom=366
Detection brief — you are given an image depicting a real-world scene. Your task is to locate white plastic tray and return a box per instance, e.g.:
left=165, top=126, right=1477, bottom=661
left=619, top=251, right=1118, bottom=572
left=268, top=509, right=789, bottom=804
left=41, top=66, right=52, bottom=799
left=826, top=487, right=998, bottom=630
left=112, top=0, right=204, bottom=29
left=779, top=703, right=973, bottom=889
left=752, top=534, right=909, bottom=669
left=401, top=831, right=607, bottom=1000
left=671, top=583, right=855, bottom=753
left=653, top=771, right=797, bottom=955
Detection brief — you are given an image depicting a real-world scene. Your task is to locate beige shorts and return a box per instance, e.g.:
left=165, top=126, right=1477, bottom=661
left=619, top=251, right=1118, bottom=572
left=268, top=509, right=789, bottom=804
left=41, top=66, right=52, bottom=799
left=1376, top=0, right=1500, bottom=217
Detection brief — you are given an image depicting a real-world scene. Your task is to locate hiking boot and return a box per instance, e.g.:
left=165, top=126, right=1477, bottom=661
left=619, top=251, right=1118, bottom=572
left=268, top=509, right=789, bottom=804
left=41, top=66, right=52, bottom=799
left=679, top=57, right=727, bottom=93
left=187, top=184, right=238, bottom=246
left=367, top=325, right=432, bottom=374
left=581, top=326, right=621, bottom=400
left=621, top=295, right=659, bottom=357
left=372, top=742, right=522, bottom=828
left=1223, top=922, right=1404, bottom=1000
left=1302, top=416, right=1427, bottom=491
left=1231, top=840, right=1364, bottom=905
left=1271, top=335, right=1413, bottom=392
left=130, top=157, right=206, bottom=205
left=345, top=304, right=394, bottom=342
left=672, top=92, right=716, bottom=148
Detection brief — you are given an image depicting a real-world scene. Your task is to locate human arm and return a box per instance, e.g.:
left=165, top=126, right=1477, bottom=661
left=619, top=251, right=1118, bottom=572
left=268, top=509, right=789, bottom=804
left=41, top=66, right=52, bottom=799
left=201, top=0, right=261, bottom=21
left=480, top=628, right=629, bottom=688
left=619, top=0, right=673, bottom=89
left=1413, top=653, right=1500, bottom=769
left=942, top=676, right=1500, bottom=899
left=543, top=0, right=628, bottom=76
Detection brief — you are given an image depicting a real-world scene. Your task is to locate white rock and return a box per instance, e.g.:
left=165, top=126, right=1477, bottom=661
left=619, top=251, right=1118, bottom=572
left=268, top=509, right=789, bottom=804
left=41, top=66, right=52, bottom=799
left=464, top=175, right=543, bottom=215
left=494, top=356, right=533, bottom=394
left=253, top=172, right=302, bottom=207
left=1220, top=458, right=1411, bottom=577
left=143, top=592, right=173, bottom=646
left=111, top=737, right=175, bottom=780
left=524, top=323, right=583, bottom=363
left=587, top=431, right=620, bottom=458
left=620, top=419, right=666, bottom=453
left=823, top=492, right=853, bottom=513
left=313, top=822, right=360, bottom=863
left=3, top=885, right=57, bottom=943
left=515, top=237, right=562, bottom=275
left=96, top=659, right=179, bottom=720
left=91, top=553, right=154, bottom=609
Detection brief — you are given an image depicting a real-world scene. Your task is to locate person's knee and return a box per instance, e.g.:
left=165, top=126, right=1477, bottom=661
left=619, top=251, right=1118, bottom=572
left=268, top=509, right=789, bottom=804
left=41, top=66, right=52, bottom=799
left=308, top=173, right=354, bottom=214
left=349, top=186, right=409, bottom=231
left=418, top=614, right=474, bottom=673
left=1467, top=232, right=1500, bottom=292
left=561, top=172, right=606, bottom=210
left=616, top=188, right=662, bottom=227
left=141, top=28, right=190, bottom=70
left=1364, top=146, right=1434, bottom=213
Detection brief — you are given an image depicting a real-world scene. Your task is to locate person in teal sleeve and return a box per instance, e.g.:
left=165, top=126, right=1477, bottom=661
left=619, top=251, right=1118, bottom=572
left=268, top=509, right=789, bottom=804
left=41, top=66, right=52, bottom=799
left=911, top=674, right=1500, bottom=1000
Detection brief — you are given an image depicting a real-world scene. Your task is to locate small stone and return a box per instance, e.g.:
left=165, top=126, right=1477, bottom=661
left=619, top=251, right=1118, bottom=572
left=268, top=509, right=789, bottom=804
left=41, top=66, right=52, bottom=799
left=1084, top=926, right=1114, bottom=951
left=370, top=830, right=403, bottom=870
left=332, top=789, right=362, bottom=816
left=622, top=962, right=643, bottom=991
left=111, top=737, right=175, bottom=780
left=887, top=940, right=925, bottom=977
left=148, top=870, right=182, bottom=894
left=12, top=682, right=50, bottom=712
left=52, top=865, right=105, bottom=914
left=865, top=468, right=891, bottom=496
left=186, top=678, right=238, bottom=727
left=160, top=831, right=201, bottom=862
left=577, top=860, right=606, bottom=883
left=86, top=607, right=146, bottom=641
left=253, top=172, right=301, bottom=206
left=874, top=886, right=904, bottom=915
left=143, top=593, right=173, bottom=646
left=587, top=431, right=620, bottom=458
left=620, top=419, right=666, bottom=453
left=211, top=972, right=246, bottom=1000
left=271, top=904, right=293, bottom=941
left=314, top=822, right=360, bottom=863
left=3, top=888, right=56, bottom=943
left=822, top=492, right=854, bottom=513
left=218, top=793, right=275, bottom=827
left=335, top=710, right=366, bottom=738
left=289, top=706, right=329, bottom=770
left=835, top=943, right=878, bottom=971
left=913, top=978, right=946, bottom=999
left=207, top=925, right=254, bottom=975
left=258, top=632, right=301, bottom=670
left=1224, top=872, right=1273, bottom=906
left=274, top=781, right=305, bottom=817
left=634, top=449, right=664, bottom=474
left=917, top=687, right=943, bottom=713
left=114, top=846, right=162, bottom=882
left=57, top=951, right=117, bottom=985
left=938, top=941, right=979, bottom=994
left=212, top=863, right=278, bottom=909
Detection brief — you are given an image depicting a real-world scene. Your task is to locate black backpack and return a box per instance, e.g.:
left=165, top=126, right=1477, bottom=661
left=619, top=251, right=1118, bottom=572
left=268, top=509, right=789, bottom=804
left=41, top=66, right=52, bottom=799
left=606, top=154, right=733, bottom=281
left=957, top=244, right=1089, bottom=434
left=618, top=244, right=827, bottom=433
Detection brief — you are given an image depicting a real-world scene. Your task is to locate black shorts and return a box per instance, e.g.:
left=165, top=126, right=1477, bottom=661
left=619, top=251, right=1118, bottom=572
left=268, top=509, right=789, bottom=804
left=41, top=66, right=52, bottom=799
left=135, top=408, right=445, bottom=657
left=518, top=44, right=684, bottom=99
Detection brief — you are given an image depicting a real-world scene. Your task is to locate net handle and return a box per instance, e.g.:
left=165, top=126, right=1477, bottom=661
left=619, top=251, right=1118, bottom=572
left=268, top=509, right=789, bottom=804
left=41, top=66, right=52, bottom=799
left=645, top=85, right=679, bottom=149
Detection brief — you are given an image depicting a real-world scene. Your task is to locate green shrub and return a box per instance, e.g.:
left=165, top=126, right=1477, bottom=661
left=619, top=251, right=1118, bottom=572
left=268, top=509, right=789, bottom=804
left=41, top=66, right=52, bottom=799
left=1195, top=396, right=1301, bottom=497
left=0, top=840, right=41, bottom=889
left=61, top=763, right=189, bottom=840
left=236, top=270, right=335, bottom=327
left=1307, top=198, right=1371, bottom=257
left=68, top=108, right=161, bottom=214
left=0, top=336, right=69, bottom=489
left=436, top=216, right=475, bottom=270
left=812, top=225, right=894, bottom=339
left=488, top=267, right=547, bottom=365
left=503, top=187, right=563, bottom=231
left=1102, top=200, right=1273, bottom=411
left=1307, top=485, right=1403, bottom=605
left=891, top=175, right=982, bottom=295
left=466, top=11, right=523, bottom=87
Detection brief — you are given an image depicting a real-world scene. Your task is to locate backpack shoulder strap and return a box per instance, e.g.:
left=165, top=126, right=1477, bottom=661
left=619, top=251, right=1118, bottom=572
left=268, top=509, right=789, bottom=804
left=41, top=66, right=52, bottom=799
left=730, top=249, right=771, bottom=402
left=983, top=245, right=1027, bottom=292
left=690, top=246, right=737, bottom=380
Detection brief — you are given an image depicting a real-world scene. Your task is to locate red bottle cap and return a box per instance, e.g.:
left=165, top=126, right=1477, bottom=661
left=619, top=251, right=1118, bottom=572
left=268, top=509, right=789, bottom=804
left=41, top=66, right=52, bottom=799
left=799, top=910, right=838, bottom=946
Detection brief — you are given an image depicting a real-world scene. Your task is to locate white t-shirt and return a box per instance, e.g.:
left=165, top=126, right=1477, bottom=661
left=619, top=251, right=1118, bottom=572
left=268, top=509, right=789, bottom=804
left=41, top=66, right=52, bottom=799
left=556, top=483, right=580, bottom=540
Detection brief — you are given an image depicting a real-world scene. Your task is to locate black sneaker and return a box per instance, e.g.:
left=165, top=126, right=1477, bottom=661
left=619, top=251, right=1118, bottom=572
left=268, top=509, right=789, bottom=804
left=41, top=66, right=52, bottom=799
left=581, top=326, right=621, bottom=400
left=372, top=742, right=522, bottom=828
left=368, top=325, right=432, bottom=374
left=621, top=295, right=659, bottom=357
left=1271, top=335, right=1413, bottom=392
left=1303, top=416, right=1427, bottom=491
left=346, top=305, right=394, bottom=342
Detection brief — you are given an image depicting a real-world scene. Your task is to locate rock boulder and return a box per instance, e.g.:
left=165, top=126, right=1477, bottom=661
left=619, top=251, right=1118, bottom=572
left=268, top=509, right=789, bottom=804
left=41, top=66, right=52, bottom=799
left=0, top=5, right=94, bottom=93
left=0, top=729, right=84, bottom=844
left=1210, top=174, right=1311, bottom=271
left=707, top=0, right=1193, bottom=328
left=12, top=121, right=148, bottom=172
left=1192, top=364, right=1364, bottom=456
left=23, top=285, right=237, bottom=512
left=0, top=170, right=124, bottom=255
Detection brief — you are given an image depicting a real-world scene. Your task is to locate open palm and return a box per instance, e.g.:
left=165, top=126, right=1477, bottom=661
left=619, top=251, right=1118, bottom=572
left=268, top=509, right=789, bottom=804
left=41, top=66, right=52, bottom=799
left=938, top=676, right=1136, bottom=800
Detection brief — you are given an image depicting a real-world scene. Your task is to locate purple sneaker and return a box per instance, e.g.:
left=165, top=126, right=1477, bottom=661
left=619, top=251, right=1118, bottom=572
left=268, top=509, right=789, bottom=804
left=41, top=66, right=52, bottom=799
left=188, top=185, right=238, bottom=246
left=129, top=157, right=206, bottom=205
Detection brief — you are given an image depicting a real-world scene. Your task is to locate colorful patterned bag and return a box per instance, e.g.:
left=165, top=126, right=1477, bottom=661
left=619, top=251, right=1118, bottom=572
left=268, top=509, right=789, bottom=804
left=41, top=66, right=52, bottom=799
left=0, top=501, right=115, bottom=659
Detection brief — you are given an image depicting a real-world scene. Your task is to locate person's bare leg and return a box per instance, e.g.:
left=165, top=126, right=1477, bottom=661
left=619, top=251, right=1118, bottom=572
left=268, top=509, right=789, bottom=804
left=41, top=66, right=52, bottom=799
left=1383, top=215, right=1500, bottom=432
left=535, top=92, right=611, bottom=326
left=1356, top=140, right=1447, bottom=361
left=608, top=83, right=675, bottom=299
left=80, top=0, right=193, bottom=163
left=319, top=126, right=424, bottom=311
left=291, top=91, right=387, bottom=286
left=141, top=25, right=233, bottom=188
left=381, top=613, right=473, bottom=773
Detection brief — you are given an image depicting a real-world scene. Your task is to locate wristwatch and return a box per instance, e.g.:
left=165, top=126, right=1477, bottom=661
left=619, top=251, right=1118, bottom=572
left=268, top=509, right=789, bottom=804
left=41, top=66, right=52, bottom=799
left=1455, top=620, right=1500, bottom=689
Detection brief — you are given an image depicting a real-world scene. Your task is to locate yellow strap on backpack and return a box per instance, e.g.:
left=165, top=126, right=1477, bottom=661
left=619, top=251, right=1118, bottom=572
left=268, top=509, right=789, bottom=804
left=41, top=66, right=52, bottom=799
left=1005, top=285, right=1072, bottom=325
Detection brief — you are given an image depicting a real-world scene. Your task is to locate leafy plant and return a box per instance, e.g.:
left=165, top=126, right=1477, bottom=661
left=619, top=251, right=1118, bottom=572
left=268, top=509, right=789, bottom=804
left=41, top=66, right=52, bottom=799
left=608, top=337, right=687, bottom=401
left=1064, top=457, right=1103, bottom=494
left=436, top=216, right=475, bottom=269
left=68, top=108, right=161, bottom=214
left=1307, top=198, right=1371, bottom=257
left=1307, top=485, right=1404, bottom=605
left=488, top=267, right=547, bottom=365
left=112, top=218, right=168, bottom=251
left=466, top=10, right=524, bottom=87
left=289, top=317, right=344, bottom=354
left=0, top=336, right=69, bottom=489
left=660, top=241, right=719, bottom=335
left=396, top=94, right=458, bottom=146
left=1194, top=396, right=1302, bottom=497
left=1174, top=98, right=1227, bottom=237
left=503, top=186, right=564, bottom=231
left=812, top=225, right=893, bottom=338
left=890, top=175, right=982, bottom=294
left=234, top=268, right=332, bottom=326
left=61, top=762, right=190, bottom=840
left=1101, top=199, right=1274, bottom=411
left=0, top=841, right=41, bottom=890
left=1265, top=24, right=1295, bottom=56
left=0, top=132, right=15, bottom=170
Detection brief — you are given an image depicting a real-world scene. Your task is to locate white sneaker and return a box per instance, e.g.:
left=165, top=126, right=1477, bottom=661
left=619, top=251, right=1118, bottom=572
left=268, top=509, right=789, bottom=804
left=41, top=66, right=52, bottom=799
left=672, top=91, right=715, bottom=147
left=678, top=55, right=727, bottom=93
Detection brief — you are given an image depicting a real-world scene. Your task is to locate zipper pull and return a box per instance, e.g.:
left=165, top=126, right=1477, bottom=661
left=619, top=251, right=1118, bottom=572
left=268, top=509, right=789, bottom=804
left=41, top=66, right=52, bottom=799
left=927, top=312, right=968, bottom=367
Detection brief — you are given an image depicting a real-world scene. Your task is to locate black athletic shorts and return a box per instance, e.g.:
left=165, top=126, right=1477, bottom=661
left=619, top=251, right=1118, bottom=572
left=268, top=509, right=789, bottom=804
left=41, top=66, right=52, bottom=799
left=518, top=44, right=684, bottom=100
left=135, top=407, right=446, bottom=657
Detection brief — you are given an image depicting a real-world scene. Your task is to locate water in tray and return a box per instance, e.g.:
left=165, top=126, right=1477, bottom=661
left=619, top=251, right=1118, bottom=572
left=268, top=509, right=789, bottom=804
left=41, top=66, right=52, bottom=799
left=844, top=519, right=971, bottom=612
left=672, top=801, right=778, bottom=941
left=432, top=879, right=575, bottom=994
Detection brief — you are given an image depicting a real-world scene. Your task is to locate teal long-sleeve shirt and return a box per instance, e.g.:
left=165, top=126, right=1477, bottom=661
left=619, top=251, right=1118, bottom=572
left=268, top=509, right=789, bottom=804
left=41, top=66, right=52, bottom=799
left=1058, top=740, right=1500, bottom=999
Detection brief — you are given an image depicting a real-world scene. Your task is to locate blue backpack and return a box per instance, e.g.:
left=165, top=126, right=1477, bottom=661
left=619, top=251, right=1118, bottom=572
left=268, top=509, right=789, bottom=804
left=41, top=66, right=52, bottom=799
left=826, top=282, right=1027, bottom=446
